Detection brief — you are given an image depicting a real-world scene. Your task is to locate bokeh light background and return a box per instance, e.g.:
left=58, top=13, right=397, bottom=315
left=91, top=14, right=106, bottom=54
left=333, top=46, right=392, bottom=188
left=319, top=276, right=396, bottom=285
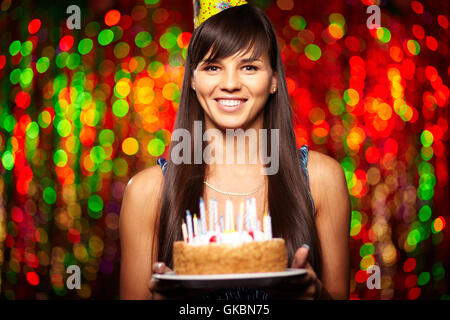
left=0, top=0, right=448, bottom=299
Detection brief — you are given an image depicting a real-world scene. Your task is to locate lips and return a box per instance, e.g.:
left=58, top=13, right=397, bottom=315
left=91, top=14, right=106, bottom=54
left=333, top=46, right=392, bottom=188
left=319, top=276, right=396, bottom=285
left=215, top=98, right=248, bottom=113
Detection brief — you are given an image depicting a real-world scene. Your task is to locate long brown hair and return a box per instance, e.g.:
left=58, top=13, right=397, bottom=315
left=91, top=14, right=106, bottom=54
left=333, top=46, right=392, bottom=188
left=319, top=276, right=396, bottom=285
left=155, top=4, right=322, bottom=277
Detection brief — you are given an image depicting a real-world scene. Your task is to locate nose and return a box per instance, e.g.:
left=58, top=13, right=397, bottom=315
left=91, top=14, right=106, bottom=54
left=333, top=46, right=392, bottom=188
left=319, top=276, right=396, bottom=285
left=219, top=68, right=241, bottom=92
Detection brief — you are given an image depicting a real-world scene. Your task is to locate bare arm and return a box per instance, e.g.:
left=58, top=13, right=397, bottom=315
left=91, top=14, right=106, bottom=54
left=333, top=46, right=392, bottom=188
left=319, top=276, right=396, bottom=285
left=308, top=151, right=351, bottom=299
left=119, top=166, right=164, bottom=299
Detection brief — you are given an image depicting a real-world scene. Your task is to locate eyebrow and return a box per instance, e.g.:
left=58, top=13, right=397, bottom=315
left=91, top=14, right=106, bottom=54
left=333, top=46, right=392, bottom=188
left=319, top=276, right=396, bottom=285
left=201, top=57, right=262, bottom=65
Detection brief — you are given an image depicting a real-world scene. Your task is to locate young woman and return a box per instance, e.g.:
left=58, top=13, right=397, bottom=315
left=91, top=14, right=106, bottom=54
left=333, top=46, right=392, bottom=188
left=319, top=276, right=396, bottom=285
left=120, top=4, right=350, bottom=300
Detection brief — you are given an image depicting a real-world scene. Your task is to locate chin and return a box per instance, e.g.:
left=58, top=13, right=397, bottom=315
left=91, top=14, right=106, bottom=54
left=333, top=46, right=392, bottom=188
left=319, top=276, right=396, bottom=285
left=212, top=117, right=247, bottom=131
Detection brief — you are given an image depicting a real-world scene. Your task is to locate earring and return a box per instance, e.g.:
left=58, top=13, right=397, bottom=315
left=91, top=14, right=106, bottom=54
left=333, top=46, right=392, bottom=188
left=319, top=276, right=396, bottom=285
left=272, top=88, right=276, bottom=93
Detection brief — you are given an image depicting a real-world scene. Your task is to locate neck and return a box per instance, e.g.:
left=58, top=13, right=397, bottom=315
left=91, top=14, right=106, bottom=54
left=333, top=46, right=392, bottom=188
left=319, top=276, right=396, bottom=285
left=204, top=113, right=268, bottom=187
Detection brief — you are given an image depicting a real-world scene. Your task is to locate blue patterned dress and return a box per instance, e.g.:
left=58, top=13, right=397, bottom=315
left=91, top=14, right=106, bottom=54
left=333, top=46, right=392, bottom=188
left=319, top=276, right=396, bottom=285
left=156, top=144, right=315, bottom=300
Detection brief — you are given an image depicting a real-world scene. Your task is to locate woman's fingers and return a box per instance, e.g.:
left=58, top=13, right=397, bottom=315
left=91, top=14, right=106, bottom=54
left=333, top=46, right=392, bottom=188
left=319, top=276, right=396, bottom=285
left=291, top=245, right=310, bottom=269
left=152, top=262, right=173, bottom=274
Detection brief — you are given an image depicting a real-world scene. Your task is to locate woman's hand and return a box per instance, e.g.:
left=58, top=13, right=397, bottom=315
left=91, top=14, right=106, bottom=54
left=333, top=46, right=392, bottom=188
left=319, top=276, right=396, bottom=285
left=265, top=245, right=327, bottom=300
left=149, top=262, right=207, bottom=300
left=148, top=262, right=173, bottom=300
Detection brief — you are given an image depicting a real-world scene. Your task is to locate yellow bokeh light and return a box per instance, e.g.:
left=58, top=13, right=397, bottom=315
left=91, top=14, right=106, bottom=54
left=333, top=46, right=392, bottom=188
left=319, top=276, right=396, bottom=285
left=346, top=126, right=366, bottom=150
left=122, top=137, right=139, bottom=155
left=162, top=82, right=180, bottom=101
left=346, top=88, right=360, bottom=106
left=377, top=103, right=393, bottom=120
left=387, top=67, right=401, bottom=81
left=382, top=243, right=398, bottom=266
left=360, top=255, right=375, bottom=270
left=328, top=23, right=344, bottom=39
left=136, top=86, right=155, bottom=104
left=85, top=109, right=98, bottom=127
left=134, top=77, right=155, bottom=104
left=83, top=153, right=95, bottom=171
left=115, top=79, right=131, bottom=97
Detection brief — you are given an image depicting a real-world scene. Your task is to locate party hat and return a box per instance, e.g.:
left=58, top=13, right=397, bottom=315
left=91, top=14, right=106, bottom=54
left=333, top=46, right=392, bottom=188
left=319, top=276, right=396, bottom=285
left=193, top=0, right=248, bottom=29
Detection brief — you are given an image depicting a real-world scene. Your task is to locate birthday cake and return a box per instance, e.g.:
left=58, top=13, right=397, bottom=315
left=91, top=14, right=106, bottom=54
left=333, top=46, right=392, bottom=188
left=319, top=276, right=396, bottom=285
left=173, top=198, right=288, bottom=275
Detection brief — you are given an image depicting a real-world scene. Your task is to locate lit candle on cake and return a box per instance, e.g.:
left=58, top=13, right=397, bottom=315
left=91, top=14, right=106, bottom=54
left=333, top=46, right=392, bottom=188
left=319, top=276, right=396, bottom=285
left=263, top=213, right=269, bottom=240
left=230, top=203, right=234, bottom=232
left=265, top=212, right=272, bottom=240
left=225, top=199, right=233, bottom=232
left=251, top=197, right=257, bottom=231
left=238, top=199, right=244, bottom=232
left=245, top=197, right=251, bottom=231
left=208, top=198, right=214, bottom=232
left=182, top=222, right=188, bottom=243
left=186, top=210, right=194, bottom=243
left=219, top=214, right=224, bottom=233
left=214, top=198, right=218, bottom=232
left=199, top=197, right=207, bottom=235
left=193, top=214, right=199, bottom=238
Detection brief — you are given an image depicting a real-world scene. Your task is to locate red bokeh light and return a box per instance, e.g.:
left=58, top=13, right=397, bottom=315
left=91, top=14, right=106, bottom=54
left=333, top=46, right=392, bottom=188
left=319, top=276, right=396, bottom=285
left=28, top=18, right=41, bottom=34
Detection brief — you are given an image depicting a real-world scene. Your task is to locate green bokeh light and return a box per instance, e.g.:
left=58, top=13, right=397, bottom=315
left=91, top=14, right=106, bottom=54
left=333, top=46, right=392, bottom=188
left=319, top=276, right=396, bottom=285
left=407, top=229, right=421, bottom=246
left=407, top=39, right=421, bottom=55
left=376, top=27, right=391, bottom=43
left=418, top=272, right=430, bottom=286
left=1, top=151, right=14, bottom=170
left=360, top=243, right=375, bottom=258
left=160, top=31, right=177, bottom=49
left=420, top=130, right=433, bottom=147
left=56, top=119, right=72, bottom=137
left=329, top=13, right=345, bottom=27
left=21, top=41, right=33, bottom=56
left=88, top=194, right=103, bottom=213
left=10, top=68, right=21, bottom=85
left=43, top=187, right=57, bottom=204
left=53, top=149, right=68, bottom=167
left=418, top=205, right=432, bottom=222
left=90, top=146, right=106, bottom=164
left=78, top=38, right=93, bottom=55
left=56, top=52, right=69, bottom=68
left=289, top=15, right=306, bottom=30
left=304, top=44, right=321, bottom=61
left=98, top=29, right=114, bottom=46
left=20, top=68, right=33, bottom=86
left=67, top=53, right=81, bottom=70
left=9, top=40, right=21, bottom=56
left=147, top=138, right=165, bottom=156
left=36, top=57, right=50, bottom=73
left=26, top=122, right=39, bottom=139
left=112, top=99, right=129, bottom=117
left=3, top=114, right=16, bottom=132
left=99, top=129, right=115, bottom=146
left=135, top=31, right=152, bottom=48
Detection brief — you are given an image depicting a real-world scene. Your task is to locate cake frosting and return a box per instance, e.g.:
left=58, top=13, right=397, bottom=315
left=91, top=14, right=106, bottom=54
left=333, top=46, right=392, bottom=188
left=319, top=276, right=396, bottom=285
left=172, top=197, right=288, bottom=275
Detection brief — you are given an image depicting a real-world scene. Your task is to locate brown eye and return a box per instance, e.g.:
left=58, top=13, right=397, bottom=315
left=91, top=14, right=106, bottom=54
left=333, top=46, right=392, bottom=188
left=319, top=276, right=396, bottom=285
left=204, top=66, right=219, bottom=71
left=244, top=65, right=258, bottom=71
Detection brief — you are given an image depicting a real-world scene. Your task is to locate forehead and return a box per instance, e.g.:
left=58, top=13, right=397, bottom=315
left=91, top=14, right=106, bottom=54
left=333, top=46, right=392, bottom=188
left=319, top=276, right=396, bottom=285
left=201, top=46, right=269, bottom=64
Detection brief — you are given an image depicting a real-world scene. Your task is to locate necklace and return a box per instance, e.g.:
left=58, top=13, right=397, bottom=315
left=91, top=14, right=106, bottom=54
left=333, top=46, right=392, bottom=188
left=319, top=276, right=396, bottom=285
left=204, top=179, right=266, bottom=196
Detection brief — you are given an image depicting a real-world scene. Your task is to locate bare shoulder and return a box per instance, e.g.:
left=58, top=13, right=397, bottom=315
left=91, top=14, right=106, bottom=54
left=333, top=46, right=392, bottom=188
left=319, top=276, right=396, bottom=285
left=306, top=150, right=349, bottom=216
left=126, top=165, right=164, bottom=195
left=120, top=165, right=164, bottom=224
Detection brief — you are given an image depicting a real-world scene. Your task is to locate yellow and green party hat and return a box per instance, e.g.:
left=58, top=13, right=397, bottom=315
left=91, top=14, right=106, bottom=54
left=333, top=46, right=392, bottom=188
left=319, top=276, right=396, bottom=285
left=193, top=0, right=248, bottom=29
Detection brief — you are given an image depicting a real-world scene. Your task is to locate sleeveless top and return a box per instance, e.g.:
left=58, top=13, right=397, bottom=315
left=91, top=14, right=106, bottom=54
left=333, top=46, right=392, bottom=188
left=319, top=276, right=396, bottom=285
left=156, top=144, right=315, bottom=300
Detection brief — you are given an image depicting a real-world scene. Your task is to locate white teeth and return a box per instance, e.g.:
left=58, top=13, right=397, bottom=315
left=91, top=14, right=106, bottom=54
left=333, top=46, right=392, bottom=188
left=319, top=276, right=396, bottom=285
left=217, top=99, right=245, bottom=107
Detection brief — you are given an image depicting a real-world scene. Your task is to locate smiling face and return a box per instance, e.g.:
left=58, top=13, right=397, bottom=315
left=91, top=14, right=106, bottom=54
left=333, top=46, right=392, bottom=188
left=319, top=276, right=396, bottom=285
left=191, top=48, right=277, bottom=130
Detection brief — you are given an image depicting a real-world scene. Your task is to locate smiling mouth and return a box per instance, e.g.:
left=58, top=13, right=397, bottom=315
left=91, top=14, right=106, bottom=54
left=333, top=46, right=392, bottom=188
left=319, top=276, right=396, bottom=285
left=215, top=99, right=247, bottom=106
